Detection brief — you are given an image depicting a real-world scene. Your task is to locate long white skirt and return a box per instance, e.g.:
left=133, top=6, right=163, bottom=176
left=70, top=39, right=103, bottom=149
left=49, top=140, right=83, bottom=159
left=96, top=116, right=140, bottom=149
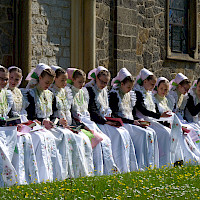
left=123, top=124, right=159, bottom=169
left=98, top=124, right=138, bottom=173
left=12, top=133, right=39, bottom=185
left=50, top=127, right=94, bottom=179
left=80, top=117, right=119, bottom=175
left=0, top=127, right=18, bottom=187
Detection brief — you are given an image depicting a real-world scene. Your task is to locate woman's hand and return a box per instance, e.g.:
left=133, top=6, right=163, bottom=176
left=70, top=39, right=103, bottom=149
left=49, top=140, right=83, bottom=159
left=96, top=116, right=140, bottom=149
left=34, top=119, right=41, bottom=125
left=43, top=119, right=54, bottom=130
left=17, top=124, right=23, bottom=132
left=160, top=111, right=172, bottom=118
left=59, top=118, right=68, bottom=128
left=133, top=120, right=141, bottom=126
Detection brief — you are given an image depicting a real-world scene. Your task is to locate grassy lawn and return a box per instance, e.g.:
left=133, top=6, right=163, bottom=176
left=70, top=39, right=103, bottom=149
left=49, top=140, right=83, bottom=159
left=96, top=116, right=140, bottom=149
left=0, top=164, right=200, bottom=199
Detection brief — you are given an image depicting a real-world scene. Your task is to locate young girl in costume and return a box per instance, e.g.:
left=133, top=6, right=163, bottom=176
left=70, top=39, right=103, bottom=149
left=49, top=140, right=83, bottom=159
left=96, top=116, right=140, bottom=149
left=85, top=66, right=138, bottom=173
left=25, top=63, right=65, bottom=182
left=154, top=77, right=200, bottom=164
left=0, top=65, right=18, bottom=187
left=8, top=66, right=39, bottom=185
left=169, top=73, right=200, bottom=156
left=49, top=65, right=94, bottom=177
left=67, top=68, right=119, bottom=175
left=134, top=68, right=173, bottom=167
left=109, top=68, right=159, bottom=169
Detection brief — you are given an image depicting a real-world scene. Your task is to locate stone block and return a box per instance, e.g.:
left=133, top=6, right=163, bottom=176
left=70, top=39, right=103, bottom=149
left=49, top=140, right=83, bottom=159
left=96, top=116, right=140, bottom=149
left=137, top=55, right=143, bottom=64
left=123, top=25, right=137, bottom=36
left=132, top=37, right=137, bottom=49
left=117, top=7, right=133, bottom=24
left=155, top=13, right=164, bottom=29
left=117, top=35, right=131, bottom=50
left=63, top=48, right=70, bottom=57
left=143, top=51, right=153, bottom=68
left=59, top=57, right=70, bottom=68
left=139, top=5, right=145, bottom=15
left=117, top=23, right=123, bottom=35
left=146, top=7, right=154, bottom=18
left=96, top=17, right=105, bottom=39
left=48, top=57, right=57, bottom=66
left=97, top=49, right=106, bottom=60
left=97, top=3, right=110, bottom=21
left=153, top=6, right=164, bottom=15
left=0, top=32, right=11, bottom=54
left=0, top=22, right=12, bottom=36
left=63, top=8, right=70, bottom=20
left=136, top=41, right=143, bottom=56
left=39, top=57, right=48, bottom=64
left=57, top=0, right=70, bottom=8
left=139, top=28, right=149, bottom=44
left=123, top=0, right=135, bottom=9
left=145, top=1, right=155, bottom=8
left=144, top=18, right=154, bottom=28
left=153, top=51, right=160, bottom=63
left=123, top=61, right=136, bottom=74
left=0, top=7, right=7, bottom=21
left=137, top=14, right=144, bottom=27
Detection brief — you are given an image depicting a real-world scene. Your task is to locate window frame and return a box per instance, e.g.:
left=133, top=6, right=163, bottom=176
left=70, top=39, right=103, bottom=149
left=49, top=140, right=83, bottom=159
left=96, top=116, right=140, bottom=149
left=166, top=0, right=199, bottom=62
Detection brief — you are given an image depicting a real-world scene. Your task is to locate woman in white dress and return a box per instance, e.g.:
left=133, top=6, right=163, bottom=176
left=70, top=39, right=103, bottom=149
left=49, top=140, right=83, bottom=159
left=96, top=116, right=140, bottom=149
left=67, top=68, right=119, bottom=175
left=134, top=68, right=173, bottom=167
left=49, top=65, right=94, bottom=177
left=0, top=65, right=18, bottom=187
left=154, top=77, right=200, bottom=164
left=8, top=66, right=39, bottom=185
left=109, top=68, right=159, bottom=169
left=85, top=66, right=138, bottom=173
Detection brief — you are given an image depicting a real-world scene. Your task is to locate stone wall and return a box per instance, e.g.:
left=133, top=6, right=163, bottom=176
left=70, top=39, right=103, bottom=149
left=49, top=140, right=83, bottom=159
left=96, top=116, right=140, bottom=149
left=0, top=1, right=14, bottom=66
left=31, top=0, right=71, bottom=69
left=96, top=0, right=200, bottom=81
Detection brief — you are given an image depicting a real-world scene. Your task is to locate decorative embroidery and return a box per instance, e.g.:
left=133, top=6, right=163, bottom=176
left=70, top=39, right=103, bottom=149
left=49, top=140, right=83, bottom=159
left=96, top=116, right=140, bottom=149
left=89, top=83, right=112, bottom=118
left=134, top=84, right=156, bottom=112
left=29, top=86, right=53, bottom=119
left=50, top=84, right=73, bottom=125
left=109, top=88, right=136, bottom=120
left=0, top=89, right=8, bottom=118
left=154, top=94, right=170, bottom=113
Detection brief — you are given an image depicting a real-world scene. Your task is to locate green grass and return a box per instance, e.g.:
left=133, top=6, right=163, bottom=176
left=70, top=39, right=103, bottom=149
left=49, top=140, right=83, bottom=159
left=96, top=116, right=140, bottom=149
left=1, top=164, right=200, bottom=199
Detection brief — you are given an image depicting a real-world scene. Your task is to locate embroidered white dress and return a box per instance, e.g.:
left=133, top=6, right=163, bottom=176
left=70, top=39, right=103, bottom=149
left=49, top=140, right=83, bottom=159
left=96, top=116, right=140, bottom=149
left=50, top=84, right=94, bottom=178
left=109, top=88, right=159, bottom=169
left=86, top=83, right=138, bottom=173
left=154, top=93, right=200, bottom=164
left=0, top=89, right=18, bottom=187
left=9, top=87, right=39, bottom=185
left=25, top=87, right=63, bottom=182
left=169, top=89, right=200, bottom=162
left=134, top=85, right=172, bottom=167
left=70, top=85, right=119, bottom=175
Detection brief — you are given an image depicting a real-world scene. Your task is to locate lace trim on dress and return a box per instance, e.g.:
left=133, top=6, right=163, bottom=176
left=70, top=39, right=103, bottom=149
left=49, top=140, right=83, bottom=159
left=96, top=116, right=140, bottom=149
left=91, top=84, right=112, bottom=119
left=29, top=87, right=53, bottom=119
left=134, top=84, right=156, bottom=112
left=110, top=88, right=136, bottom=120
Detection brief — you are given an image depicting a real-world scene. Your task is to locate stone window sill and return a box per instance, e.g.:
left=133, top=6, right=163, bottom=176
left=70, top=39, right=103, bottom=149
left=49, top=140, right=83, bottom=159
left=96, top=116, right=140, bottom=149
left=167, top=53, right=200, bottom=63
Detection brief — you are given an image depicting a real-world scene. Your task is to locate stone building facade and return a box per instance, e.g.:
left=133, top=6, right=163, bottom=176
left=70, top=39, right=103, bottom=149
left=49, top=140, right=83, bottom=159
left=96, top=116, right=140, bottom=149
left=0, top=0, right=200, bottom=82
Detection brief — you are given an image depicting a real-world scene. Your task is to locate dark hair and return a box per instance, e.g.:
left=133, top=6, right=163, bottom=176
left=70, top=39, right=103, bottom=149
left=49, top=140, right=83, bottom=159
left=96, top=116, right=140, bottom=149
left=197, top=78, right=200, bottom=85
left=9, top=67, right=22, bottom=74
left=40, top=68, right=56, bottom=78
left=121, top=76, right=134, bottom=84
left=55, top=68, right=66, bottom=78
left=179, top=79, right=191, bottom=86
left=0, top=66, right=8, bottom=73
left=73, top=69, right=86, bottom=80
left=146, top=74, right=157, bottom=82
left=97, top=70, right=110, bottom=79
left=157, top=80, right=169, bottom=88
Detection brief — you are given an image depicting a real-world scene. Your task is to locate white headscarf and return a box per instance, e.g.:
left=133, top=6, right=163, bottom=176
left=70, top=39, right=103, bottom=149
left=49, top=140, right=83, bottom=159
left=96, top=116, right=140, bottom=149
left=111, top=68, right=132, bottom=87
left=169, top=73, right=188, bottom=91
left=153, top=77, right=169, bottom=94
left=26, top=63, right=51, bottom=89
left=134, top=68, right=153, bottom=87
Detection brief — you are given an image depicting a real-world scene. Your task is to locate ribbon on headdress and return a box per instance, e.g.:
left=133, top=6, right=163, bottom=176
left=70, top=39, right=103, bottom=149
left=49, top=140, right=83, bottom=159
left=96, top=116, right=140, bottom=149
left=25, top=63, right=51, bottom=89
left=135, top=68, right=153, bottom=86
left=169, top=73, right=188, bottom=91
left=66, top=68, right=78, bottom=85
left=88, top=66, right=108, bottom=80
left=111, top=68, right=132, bottom=87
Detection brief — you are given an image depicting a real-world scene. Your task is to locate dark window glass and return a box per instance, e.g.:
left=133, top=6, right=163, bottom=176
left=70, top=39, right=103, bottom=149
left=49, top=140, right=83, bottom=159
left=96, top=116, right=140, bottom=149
left=169, top=0, right=188, bottom=53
